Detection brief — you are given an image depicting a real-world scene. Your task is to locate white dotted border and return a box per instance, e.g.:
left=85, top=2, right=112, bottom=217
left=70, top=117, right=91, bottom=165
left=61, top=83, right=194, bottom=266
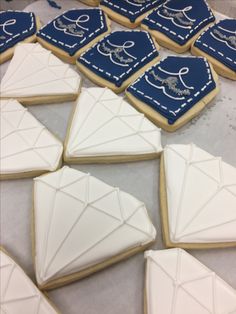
left=195, top=21, right=236, bottom=66
left=128, top=56, right=214, bottom=117
left=144, top=0, right=215, bottom=42
left=0, top=11, right=35, bottom=48
left=79, top=30, right=158, bottom=83
left=38, top=8, right=107, bottom=51
left=102, top=0, right=161, bottom=17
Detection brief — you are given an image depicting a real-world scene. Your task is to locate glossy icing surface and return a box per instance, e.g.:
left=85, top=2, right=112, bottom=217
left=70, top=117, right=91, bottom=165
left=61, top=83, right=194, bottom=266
left=127, top=56, right=216, bottom=125
left=0, top=10, right=36, bottom=54
left=142, top=0, right=215, bottom=45
left=37, top=8, right=109, bottom=56
left=164, top=144, right=236, bottom=243
left=145, top=249, right=236, bottom=314
left=78, top=30, right=159, bottom=87
left=194, top=19, right=236, bottom=72
left=34, top=166, right=156, bottom=286
left=100, top=0, right=165, bottom=23
left=65, top=87, right=162, bottom=158
left=0, top=43, right=81, bottom=98
left=0, top=99, right=63, bottom=175
left=0, top=250, right=58, bottom=314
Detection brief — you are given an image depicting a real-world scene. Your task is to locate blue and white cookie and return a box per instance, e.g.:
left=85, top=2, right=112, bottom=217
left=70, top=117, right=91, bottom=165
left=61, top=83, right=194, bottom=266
left=126, top=56, right=219, bottom=132
left=192, top=19, right=236, bottom=80
left=141, top=0, right=215, bottom=53
left=0, top=10, right=40, bottom=64
left=100, top=0, right=165, bottom=28
left=77, top=30, right=160, bottom=93
left=37, top=8, right=111, bottom=64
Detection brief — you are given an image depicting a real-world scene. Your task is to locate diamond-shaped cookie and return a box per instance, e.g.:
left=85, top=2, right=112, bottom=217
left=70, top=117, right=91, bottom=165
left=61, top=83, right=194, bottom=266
left=64, top=87, right=162, bottom=163
left=33, top=166, right=156, bottom=289
left=145, top=249, right=236, bottom=314
left=0, top=99, right=63, bottom=179
left=0, top=43, right=81, bottom=105
left=0, top=249, right=59, bottom=314
left=160, top=144, right=236, bottom=248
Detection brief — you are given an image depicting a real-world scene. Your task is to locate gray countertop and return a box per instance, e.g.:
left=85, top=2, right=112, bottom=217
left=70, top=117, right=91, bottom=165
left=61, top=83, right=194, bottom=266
left=1, top=1, right=236, bottom=314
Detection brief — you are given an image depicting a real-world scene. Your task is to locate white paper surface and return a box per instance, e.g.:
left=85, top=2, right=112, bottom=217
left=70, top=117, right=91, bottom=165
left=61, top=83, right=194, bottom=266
left=1, top=1, right=236, bottom=314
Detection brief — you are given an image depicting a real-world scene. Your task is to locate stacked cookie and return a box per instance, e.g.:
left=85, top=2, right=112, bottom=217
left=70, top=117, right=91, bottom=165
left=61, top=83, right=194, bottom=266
left=0, top=1, right=236, bottom=314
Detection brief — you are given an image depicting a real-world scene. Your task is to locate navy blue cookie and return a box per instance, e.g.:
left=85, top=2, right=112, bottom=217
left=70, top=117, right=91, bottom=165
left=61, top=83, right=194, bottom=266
left=77, top=30, right=160, bottom=92
left=0, top=11, right=37, bottom=63
left=126, top=56, right=218, bottom=131
left=142, top=0, right=215, bottom=52
left=37, top=8, right=110, bottom=63
left=193, top=19, right=236, bottom=80
left=100, top=0, right=165, bottom=28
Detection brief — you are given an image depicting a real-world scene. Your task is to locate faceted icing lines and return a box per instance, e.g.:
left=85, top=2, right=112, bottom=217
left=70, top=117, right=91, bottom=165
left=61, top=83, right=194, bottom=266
left=145, top=249, right=236, bottom=314
left=0, top=43, right=81, bottom=98
left=34, top=167, right=156, bottom=287
left=65, top=87, right=162, bottom=159
left=0, top=99, right=63, bottom=176
left=164, top=144, right=236, bottom=244
left=0, top=250, right=58, bottom=314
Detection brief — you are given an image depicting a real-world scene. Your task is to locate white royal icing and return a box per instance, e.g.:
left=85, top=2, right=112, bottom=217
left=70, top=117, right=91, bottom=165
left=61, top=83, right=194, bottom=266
left=34, top=166, right=156, bottom=286
left=0, top=99, right=63, bottom=175
left=65, top=87, right=162, bottom=159
left=0, top=43, right=81, bottom=98
left=164, top=144, right=236, bottom=244
left=0, top=250, right=58, bottom=314
left=145, top=249, right=236, bottom=314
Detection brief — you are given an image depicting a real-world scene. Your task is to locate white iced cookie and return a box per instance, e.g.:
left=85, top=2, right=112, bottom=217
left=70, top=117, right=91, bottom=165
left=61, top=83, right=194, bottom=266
left=64, top=87, right=162, bottom=163
left=0, top=99, right=63, bottom=180
left=145, top=249, right=236, bottom=314
left=160, top=143, right=236, bottom=248
left=0, top=249, right=59, bottom=314
left=33, top=166, right=156, bottom=289
left=0, top=43, right=81, bottom=105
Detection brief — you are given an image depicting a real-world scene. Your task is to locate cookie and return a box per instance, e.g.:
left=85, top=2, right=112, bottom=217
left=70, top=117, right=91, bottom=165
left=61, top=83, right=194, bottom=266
left=192, top=19, right=236, bottom=80
left=64, top=87, right=162, bottom=163
left=100, top=0, right=165, bottom=29
left=141, top=0, right=215, bottom=53
left=0, top=99, right=63, bottom=180
left=126, top=56, right=219, bottom=132
left=0, top=10, right=41, bottom=64
left=37, top=8, right=111, bottom=64
left=33, top=166, right=156, bottom=289
left=144, top=249, right=236, bottom=314
left=77, top=30, right=160, bottom=93
left=160, top=144, right=236, bottom=249
left=0, top=248, right=59, bottom=313
left=0, top=43, right=81, bottom=105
